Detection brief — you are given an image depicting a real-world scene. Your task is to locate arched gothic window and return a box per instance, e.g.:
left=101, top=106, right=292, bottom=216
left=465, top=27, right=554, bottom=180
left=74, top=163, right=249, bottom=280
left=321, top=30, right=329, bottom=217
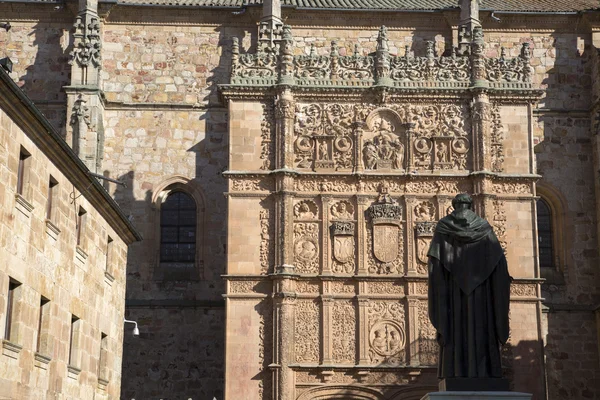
left=160, top=191, right=197, bottom=266
left=536, top=198, right=553, bottom=269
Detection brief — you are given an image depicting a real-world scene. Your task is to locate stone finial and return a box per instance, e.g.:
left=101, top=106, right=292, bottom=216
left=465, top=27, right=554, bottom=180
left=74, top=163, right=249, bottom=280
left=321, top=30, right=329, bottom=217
left=376, top=25, right=389, bottom=52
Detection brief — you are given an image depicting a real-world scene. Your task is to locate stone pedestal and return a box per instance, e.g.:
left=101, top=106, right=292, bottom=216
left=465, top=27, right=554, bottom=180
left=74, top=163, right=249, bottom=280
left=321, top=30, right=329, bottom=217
left=421, top=392, right=532, bottom=400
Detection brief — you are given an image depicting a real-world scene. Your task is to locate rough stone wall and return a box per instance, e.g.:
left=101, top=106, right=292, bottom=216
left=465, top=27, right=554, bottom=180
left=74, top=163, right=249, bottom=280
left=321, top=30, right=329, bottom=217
left=0, top=4, right=72, bottom=134
left=99, top=9, right=239, bottom=398
left=545, top=311, right=600, bottom=399
left=0, top=102, right=129, bottom=399
left=121, top=307, right=224, bottom=400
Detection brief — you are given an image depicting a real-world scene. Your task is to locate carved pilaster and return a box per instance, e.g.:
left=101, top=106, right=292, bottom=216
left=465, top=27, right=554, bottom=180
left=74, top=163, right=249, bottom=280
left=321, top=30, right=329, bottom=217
left=407, top=297, right=419, bottom=366
left=357, top=297, right=370, bottom=365
left=278, top=25, right=294, bottom=86
left=321, top=295, right=334, bottom=365
left=405, top=196, right=416, bottom=275
left=275, top=89, right=296, bottom=170
left=470, top=27, right=486, bottom=88
left=273, top=291, right=296, bottom=400
left=65, top=0, right=104, bottom=172
left=471, top=91, right=491, bottom=172
left=321, top=196, right=332, bottom=275
left=356, top=196, right=370, bottom=275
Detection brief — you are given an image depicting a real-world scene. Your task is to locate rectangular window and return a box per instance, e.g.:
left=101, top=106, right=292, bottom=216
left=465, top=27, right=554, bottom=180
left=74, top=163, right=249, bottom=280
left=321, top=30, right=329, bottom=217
left=36, top=297, right=50, bottom=354
left=98, top=333, right=108, bottom=381
left=4, top=279, right=21, bottom=342
left=16, top=147, right=31, bottom=196
left=76, top=207, right=87, bottom=246
left=46, top=177, right=58, bottom=220
left=68, top=315, right=81, bottom=367
left=105, top=236, right=113, bottom=273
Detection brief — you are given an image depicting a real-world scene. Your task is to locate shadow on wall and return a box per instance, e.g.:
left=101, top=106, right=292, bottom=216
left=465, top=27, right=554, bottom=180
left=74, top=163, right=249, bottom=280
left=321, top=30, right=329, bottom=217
left=115, top=25, right=232, bottom=400
left=15, top=19, right=71, bottom=135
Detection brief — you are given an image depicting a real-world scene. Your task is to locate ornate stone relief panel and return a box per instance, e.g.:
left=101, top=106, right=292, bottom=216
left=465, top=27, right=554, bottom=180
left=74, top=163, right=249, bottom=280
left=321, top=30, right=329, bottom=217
left=294, top=199, right=320, bottom=274
left=417, top=300, right=438, bottom=366
left=259, top=208, right=274, bottom=275
left=291, top=103, right=472, bottom=172
left=332, top=300, right=356, bottom=364
left=260, top=101, right=274, bottom=170
left=368, top=301, right=406, bottom=366
left=415, top=221, right=437, bottom=275
left=295, top=299, right=321, bottom=363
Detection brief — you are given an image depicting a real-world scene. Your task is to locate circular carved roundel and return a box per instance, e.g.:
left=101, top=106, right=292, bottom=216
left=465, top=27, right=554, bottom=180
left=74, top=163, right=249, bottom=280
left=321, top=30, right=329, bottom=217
left=414, top=137, right=432, bottom=154
left=294, top=237, right=318, bottom=262
left=369, top=320, right=405, bottom=357
left=295, top=136, right=314, bottom=152
left=334, top=136, right=353, bottom=152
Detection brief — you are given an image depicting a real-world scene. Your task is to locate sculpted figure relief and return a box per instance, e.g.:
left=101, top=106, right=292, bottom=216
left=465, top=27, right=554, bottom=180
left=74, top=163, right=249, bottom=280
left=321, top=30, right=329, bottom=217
left=427, top=194, right=511, bottom=385
left=363, top=117, right=405, bottom=171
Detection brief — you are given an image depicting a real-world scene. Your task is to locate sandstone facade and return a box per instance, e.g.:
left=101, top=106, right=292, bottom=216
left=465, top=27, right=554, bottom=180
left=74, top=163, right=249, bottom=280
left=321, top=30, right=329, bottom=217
left=1, top=0, right=599, bottom=399
left=0, top=66, right=140, bottom=399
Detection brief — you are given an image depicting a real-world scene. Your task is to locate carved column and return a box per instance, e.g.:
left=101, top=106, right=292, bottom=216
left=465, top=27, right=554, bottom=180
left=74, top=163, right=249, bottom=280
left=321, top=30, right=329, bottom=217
left=356, top=196, right=370, bottom=275
left=273, top=289, right=296, bottom=400
left=471, top=91, right=491, bottom=172
left=405, top=196, right=417, bottom=275
left=65, top=0, right=104, bottom=172
left=321, top=195, right=332, bottom=275
left=275, top=90, right=296, bottom=170
left=357, top=297, right=370, bottom=365
left=407, top=297, right=420, bottom=366
left=278, top=25, right=294, bottom=86
left=321, top=295, right=334, bottom=366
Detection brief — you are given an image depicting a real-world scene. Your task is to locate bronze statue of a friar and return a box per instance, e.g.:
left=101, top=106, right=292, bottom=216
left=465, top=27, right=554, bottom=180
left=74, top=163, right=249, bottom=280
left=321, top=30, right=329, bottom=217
left=427, top=193, right=512, bottom=391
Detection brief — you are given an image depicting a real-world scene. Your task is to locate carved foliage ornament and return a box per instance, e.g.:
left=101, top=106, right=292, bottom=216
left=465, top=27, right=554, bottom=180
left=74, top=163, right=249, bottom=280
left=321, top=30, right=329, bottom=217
left=69, top=15, right=101, bottom=68
left=332, top=301, right=356, bottom=363
left=229, top=26, right=533, bottom=87
left=295, top=299, right=320, bottom=363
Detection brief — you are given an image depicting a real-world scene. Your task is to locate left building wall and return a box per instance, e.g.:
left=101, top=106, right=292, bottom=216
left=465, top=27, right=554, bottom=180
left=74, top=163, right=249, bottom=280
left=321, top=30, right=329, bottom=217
left=0, top=65, right=140, bottom=399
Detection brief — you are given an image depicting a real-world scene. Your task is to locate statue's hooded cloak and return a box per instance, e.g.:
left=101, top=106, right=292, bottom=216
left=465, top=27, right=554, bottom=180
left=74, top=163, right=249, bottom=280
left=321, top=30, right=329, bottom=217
left=427, top=202, right=511, bottom=379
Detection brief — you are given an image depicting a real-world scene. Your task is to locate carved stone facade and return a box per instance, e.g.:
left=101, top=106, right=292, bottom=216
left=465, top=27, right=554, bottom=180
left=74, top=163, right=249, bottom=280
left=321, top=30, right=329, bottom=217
left=224, top=19, right=545, bottom=400
left=4, top=0, right=600, bottom=399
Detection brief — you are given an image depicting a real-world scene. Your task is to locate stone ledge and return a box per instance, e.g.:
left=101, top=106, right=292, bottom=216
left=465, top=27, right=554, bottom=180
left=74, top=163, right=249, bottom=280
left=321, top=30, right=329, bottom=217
left=34, top=352, right=51, bottom=370
left=422, top=392, right=532, bottom=400
left=15, top=193, right=34, bottom=217
left=67, top=365, right=81, bottom=380
left=75, top=245, right=88, bottom=264
left=104, top=270, right=115, bottom=285
left=2, top=339, right=22, bottom=359
left=45, top=219, right=61, bottom=240
left=97, top=377, right=109, bottom=390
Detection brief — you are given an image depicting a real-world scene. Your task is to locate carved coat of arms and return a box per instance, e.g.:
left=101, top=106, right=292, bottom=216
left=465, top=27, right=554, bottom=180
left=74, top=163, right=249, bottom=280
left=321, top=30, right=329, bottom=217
left=368, top=187, right=403, bottom=263
left=331, top=221, right=355, bottom=264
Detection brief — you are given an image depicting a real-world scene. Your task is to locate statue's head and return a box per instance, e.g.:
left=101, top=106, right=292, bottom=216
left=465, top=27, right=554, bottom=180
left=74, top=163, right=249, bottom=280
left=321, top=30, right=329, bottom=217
left=452, top=193, right=473, bottom=211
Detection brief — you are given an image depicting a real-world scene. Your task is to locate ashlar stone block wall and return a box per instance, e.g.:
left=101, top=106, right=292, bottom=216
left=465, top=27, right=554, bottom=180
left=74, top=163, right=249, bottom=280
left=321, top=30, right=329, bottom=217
left=0, top=96, right=130, bottom=399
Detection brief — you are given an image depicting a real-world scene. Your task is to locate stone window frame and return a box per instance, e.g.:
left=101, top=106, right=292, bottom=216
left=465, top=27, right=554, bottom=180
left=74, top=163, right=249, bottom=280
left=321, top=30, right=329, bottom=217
left=152, top=176, right=205, bottom=281
left=536, top=183, right=568, bottom=284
